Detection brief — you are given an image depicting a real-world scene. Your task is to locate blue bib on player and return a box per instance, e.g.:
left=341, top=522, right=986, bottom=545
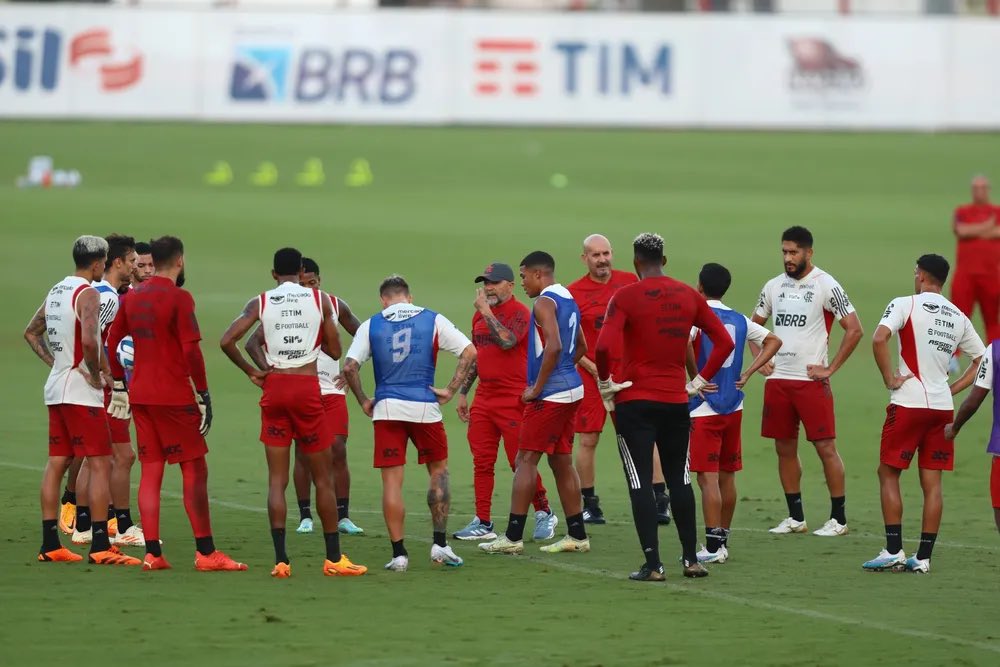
left=370, top=308, right=438, bottom=404
left=689, top=307, right=747, bottom=415
left=528, top=285, right=583, bottom=400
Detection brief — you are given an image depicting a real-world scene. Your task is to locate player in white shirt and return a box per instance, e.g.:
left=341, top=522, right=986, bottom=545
left=752, top=226, right=864, bottom=537
left=687, top=264, right=783, bottom=564
left=220, top=247, right=366, bottom=578
left=862, top=255, right=985, bottom=573
left=246, top=257, right=365, bottom=536
left=24, top=235, right=139, bottom=565
left=341, top=275, right=477, bottom=572
left=945, top=342, right=1000, bottom=536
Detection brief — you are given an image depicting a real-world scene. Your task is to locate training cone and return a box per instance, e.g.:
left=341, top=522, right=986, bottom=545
left=203, top=161, right=233, bottom=186
left=250, top=161, right=278, bottom=187
left=296, top=158, right=325, bottom=187
left=345, top=158, right=373, bottom=188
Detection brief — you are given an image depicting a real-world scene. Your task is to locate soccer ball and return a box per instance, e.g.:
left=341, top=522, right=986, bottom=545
left=116, top=336, right=135, bottom=372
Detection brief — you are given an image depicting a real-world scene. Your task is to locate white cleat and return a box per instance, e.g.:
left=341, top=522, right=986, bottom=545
left=905, top=556, right=930, bottom=574
left=813, top=519, right=849, bottom=537
left=296, top=518, right=314, bottom=534
left=696, top=544, right=728, bottom=564
left=479, top=535, right=524, bottom=555
left=862, top=549, right=906, bottom=572
left=384, top=556, right=409, bottom=572
left=71, top=528, right=92, bottom=545
left=430, top=544, right=464, bottom=567
left=112, top=525, right=146, bottom=547
left=768, top=517, right=808, bottom=534
left=539, top=535, right=590, bottom=553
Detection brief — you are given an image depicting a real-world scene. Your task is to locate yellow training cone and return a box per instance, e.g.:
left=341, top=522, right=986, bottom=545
left=250, top=161, right=278, bottom=187
left=345, top=158, right=373, bottom=188
left=296, top=158, right=325, bottom=187
left=203, top=161, right=233, bottom=186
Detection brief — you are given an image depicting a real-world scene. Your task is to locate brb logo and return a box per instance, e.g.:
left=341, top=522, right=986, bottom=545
left=229, top=44, right=418, bottom=104
left=473, top=38, right=671, bottom=98
left=0, top=26, right=143, bottom=93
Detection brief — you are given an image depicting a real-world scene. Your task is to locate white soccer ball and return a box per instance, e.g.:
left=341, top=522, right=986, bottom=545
left=116, top=336, right=135, bottom=372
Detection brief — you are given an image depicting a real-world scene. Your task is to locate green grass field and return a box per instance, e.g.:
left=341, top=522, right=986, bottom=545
left=1, top=122, right=999, bottom=667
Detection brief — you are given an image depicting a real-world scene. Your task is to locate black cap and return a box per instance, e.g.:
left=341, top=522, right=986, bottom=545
left=474, top=262, right=515, bottom=283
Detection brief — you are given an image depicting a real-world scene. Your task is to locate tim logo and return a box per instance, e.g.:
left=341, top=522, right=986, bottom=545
left=0, top=26, right=142, bottom=93
left=474, top=39, right=539, bottom=97
left=230, top=46, right=290, bottom=101
left=787, top=38, right=863, bottom=91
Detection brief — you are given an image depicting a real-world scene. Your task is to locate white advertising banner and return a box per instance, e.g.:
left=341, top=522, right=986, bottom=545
left=1, top=7, right=999, bottom=129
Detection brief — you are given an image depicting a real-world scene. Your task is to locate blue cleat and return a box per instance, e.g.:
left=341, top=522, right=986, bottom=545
left=338, top=517, right=365, bottom=536
left=905, top=555, right=930, bottom=574
left=862, top=549, right=906, bottom=572
left=533, top=511, right=558, bottom=541
left=296, top=518, right=313, bottom=534
left=452, top=517, right=497, bottom=541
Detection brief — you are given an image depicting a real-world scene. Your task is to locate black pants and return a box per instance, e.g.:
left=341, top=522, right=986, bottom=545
left=614, top=400, right=697, bottom=566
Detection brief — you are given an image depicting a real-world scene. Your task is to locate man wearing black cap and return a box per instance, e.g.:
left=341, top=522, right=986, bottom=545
left=453, top=263, right=558, bottom=542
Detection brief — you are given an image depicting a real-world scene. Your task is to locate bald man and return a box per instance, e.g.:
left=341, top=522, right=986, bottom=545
left=567, top=235, right=643, bottom=524
left=951, top=175, right=1000, bottom=346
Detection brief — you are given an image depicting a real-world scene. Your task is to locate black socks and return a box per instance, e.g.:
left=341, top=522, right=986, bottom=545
left=785, top=493, right=804, bottom=522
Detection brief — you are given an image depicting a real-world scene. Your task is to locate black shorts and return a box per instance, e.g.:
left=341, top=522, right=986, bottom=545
left=614, top=401, right=690, bottom=490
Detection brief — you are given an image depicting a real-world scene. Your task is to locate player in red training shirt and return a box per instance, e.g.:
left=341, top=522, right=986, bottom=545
left=951, top=175, right=1000, bottom=345
left=107, top=236, right=246, bottom=572
left=453, top=263, right=555, bottom=542
left=595, top=233, right=734, bottom=581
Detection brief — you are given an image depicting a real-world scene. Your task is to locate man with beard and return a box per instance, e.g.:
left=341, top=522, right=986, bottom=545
left=751, top=226, right=864, bottom=537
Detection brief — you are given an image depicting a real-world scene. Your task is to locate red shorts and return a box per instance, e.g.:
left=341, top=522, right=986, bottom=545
left=321, top=393, right=349, bottom=439
left=132, top=404, right=207, bottom=464
left=103, top=386, right=131, bottom=443
left=991, top=457, right=1000, bottom=509
left=879, top=405, right=954, bottom=471
left=761, top=379, right=836, bottom=442
left=575, top=372, right=608, bottom=434
left=260, top=374, right=330, bottom=454
left=373, top=420, right=448, bottom=468
left=520, top=399, right=580, bottom=455
left=689, top=411, right=743, bottom=473
left=47, top=404, right=112, bottom=458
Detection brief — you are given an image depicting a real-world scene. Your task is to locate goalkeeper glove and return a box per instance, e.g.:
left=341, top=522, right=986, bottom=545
left=107, top=380, right=131, bottom=420
left=196, top=390, right=213, bottom=436
left=686, top=375, right=709, bottom=397
left=597, top=376, right=632, bottom=412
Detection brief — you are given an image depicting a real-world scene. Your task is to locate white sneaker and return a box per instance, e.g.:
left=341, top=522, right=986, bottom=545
left=296, top=518, right=313, bottom=534
left=813, top=518, right=849, bottom=537
left=696, top=543, right=728, bottom=564
left=384, top=555, right=409, bottom=572
left=113, top=525, right=146, bottom=547
left=768, top=517, right=808, bottom=534
left=906, top=555, right=930, bottom=574
left=72, top=528, right=92, bottom=545
left=430, top=544, right=464, bottom=567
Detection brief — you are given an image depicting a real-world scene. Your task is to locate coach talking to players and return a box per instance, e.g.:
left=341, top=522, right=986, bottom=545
left=595, top=233, right=735, bottom=581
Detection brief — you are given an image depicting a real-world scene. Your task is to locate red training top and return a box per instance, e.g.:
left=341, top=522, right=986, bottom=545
left=595, top=276, right=734, bottom=405
left=471, top=296, right=530, bottom=400
left=107, top=276, right=207, bottom=405
left=567, top=270, right=638, bottom=363
left=954, top=203, right=1000, bottom=275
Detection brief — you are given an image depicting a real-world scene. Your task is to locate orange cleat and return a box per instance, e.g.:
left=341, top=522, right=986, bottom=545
left=38, top=547, right=83, bottom=563
left=271, top=562, right=291, bottom=578
left=88, top=545, right=142, bottom=566
left=108, top=517, right=118, bottom=537
left=58, top=502, right=76, bottom=535
left=142, top=553, right=172, bottom=571
left=195, top=550, right=248, bottom=572
left=323, top=554, right=367, bottom=576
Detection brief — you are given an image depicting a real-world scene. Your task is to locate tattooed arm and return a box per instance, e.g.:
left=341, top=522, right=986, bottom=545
left=456, top=360, right=478, bottom=423
left=24, top=301, right=53, bottom=368
left=473, top=289, right=521, bottom=350
left=431, top=344, right=477, bottom=405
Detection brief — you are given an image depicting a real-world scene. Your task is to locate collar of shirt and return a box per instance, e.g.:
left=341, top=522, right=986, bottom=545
left=707, top=299, right=731, bottom=310
left=382, top=302, right=425, bottom=321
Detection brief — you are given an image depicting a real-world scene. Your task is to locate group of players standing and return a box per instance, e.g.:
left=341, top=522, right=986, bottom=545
left=26, top=178, right=999, bottom=578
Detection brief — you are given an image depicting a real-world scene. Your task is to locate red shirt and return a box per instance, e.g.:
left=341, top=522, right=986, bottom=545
left=471, top=296, right=530, bottom=400
left=954, top=203, right=1000, bottom=275
left=107, top=276, right=205, bottom=406
left=567, top=270, right=638, bottom=363
left=595, top=276, right=734, bottom=405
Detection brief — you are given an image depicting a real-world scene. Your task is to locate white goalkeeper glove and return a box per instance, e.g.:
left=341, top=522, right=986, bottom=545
left=597, top=376, right=632, bottom=412
left=686, top=374, right=709, bottom=398
left=107, top=380, right=131, bottom=420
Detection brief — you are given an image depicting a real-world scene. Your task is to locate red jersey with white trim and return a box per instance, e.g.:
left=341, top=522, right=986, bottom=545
left=259, top=282, right=323, bottom=369
left=107, top=276, right=202, bottom=406
left=567, top=270, right=638, bottom=364
left=43, top=276, right=102, bottom=407
left=470, top=296, right=530, bottom=400
left=878, top=292, right=985, bottom=409
left=954, top=204, right=1000, bottom=275
left=755, top=267, right=854, bottom=381
left=317, top=293, right=344, bottom=396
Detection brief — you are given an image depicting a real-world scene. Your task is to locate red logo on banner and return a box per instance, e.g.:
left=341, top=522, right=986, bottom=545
left=70, top=28, right=143, bottom=92
left=474, top=39, right=538, bottom=97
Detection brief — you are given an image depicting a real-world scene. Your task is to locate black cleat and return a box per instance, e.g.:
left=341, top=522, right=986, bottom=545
left=582, top=496, right=606, bottom=524
left=629, top=563, right=666, bottom=582
left=683, top=560, right=709, bottom=578
left=656, top=493, right=672, bottom=525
